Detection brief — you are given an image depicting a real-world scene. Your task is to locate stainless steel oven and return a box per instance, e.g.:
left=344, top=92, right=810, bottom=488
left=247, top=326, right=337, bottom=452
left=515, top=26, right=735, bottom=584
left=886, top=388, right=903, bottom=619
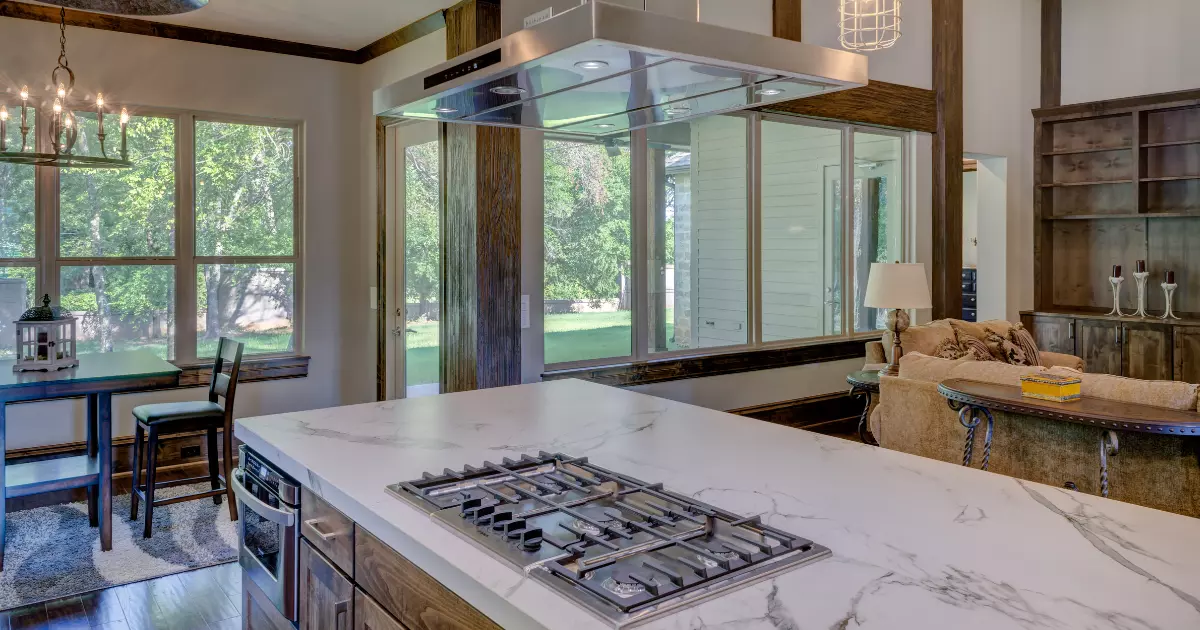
left=233, top=445, right=301, bottom=623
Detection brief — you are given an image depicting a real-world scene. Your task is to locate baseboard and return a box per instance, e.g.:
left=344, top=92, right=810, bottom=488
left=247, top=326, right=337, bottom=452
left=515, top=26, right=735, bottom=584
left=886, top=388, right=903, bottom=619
left=729, top=392, right=860, bottom=436
left=5, top=431, right=242, bottom=512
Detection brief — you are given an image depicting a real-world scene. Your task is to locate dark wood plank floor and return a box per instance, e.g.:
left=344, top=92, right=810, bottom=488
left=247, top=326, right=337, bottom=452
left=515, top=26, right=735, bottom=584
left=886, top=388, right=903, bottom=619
left=0, top=562, right=241, bottom=629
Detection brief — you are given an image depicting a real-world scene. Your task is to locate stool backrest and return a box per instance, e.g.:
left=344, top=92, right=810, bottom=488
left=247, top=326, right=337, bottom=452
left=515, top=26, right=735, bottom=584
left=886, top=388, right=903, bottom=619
left=209, top=337, right=245, bottom=430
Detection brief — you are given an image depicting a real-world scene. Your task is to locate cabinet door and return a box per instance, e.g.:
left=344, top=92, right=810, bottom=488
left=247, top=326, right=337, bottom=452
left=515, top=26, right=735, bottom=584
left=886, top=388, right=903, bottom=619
left=243, top=571, right=295, bottom=630
left=354, top=589, right=406, bottom=630
left=1123, top=323, right=1171, bottom=381
left=1026, top=315, right=1076, bottom=355
left=1077, top=319, right=1123, bottom=375
left=1174, top=326, right=1200, bottom=382
left=300, top=539, right=354, bottom=630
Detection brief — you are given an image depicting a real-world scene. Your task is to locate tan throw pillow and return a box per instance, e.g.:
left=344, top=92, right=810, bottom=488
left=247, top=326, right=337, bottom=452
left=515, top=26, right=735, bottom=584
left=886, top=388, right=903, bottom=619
left=951, top=319, right=1016, bottom=345
left=983, top=327, right=1034, bottom=365
left=898, top=352, right=974, bottom=383
left=883, top=320, right=958, bottom=362
left=957, top=334, right=996, bottom=362
left=1008, top=324, right=1042, bottom=368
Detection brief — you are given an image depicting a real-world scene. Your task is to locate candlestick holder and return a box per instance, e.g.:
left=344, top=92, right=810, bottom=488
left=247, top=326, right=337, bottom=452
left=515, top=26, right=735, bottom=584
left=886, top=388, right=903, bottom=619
left=1133, top=272, right=1150, bottom=318
left=1160, top=283, right=1182, bottom=320
left=1107, top=276, right=1126, bottom=316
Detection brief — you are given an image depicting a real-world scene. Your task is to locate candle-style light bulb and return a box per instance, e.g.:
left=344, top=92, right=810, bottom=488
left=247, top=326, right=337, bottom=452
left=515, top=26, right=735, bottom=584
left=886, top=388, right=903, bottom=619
left=56, top=83, right=66, bottom=99
left=53, top=99, right=62, bottom=114
left=95, top=93, right=105, bottom=108
left=64, top=115, right=73, bottom=128
left=120, top=108, right=129, bottom=125
left=0, top=106, right=7, bottom=152
left=19, top=86, right=29, bottom=101
left=119, top=108, right=129, bottom=158
left=0, top=107, right=8, bottom=122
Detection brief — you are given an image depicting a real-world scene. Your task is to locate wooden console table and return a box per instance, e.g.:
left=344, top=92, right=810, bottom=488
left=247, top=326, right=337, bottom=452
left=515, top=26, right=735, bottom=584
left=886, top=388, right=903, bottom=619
left=0, top=351, right=181, bottom=570
left=937, top=378, right=1200, bottom=498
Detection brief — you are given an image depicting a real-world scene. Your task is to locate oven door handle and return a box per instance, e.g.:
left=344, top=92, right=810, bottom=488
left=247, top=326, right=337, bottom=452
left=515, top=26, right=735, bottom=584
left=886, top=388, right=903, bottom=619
left=232, top=468, right=296, bottom=526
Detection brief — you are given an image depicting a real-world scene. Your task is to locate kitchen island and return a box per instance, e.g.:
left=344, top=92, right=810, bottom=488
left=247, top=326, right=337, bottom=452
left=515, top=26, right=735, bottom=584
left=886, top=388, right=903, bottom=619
left=235, top=379, right=1200, bottom=629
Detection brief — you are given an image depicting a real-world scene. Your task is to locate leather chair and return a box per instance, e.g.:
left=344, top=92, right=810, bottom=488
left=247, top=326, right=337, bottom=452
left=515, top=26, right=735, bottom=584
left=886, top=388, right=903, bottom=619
left=130, top=337, right=243, bottom=538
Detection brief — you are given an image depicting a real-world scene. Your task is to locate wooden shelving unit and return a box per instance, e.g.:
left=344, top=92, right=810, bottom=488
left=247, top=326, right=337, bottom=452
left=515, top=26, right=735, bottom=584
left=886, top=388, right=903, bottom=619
left=1034, top=89, right=1200, bottom=316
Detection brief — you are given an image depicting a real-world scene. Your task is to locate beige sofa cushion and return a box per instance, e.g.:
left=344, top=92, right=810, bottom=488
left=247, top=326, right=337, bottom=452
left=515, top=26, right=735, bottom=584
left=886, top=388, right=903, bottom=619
left=883, top=320, right=961, bottom=362
left=898, top=351, right=1047, bottom=386
left=1046, top=366, right=1199, bottom=411
left=898, top=352, right=973, bottom=383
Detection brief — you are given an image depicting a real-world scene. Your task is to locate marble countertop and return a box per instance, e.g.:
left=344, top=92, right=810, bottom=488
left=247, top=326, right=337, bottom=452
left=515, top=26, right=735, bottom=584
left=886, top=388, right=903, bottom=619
left=235, top=379, right=1200, bottom=630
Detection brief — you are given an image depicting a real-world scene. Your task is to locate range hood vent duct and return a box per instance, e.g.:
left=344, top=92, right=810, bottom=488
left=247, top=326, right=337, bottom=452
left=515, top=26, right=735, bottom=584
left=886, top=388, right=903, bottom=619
left=373, top=0, right=867, bottom=136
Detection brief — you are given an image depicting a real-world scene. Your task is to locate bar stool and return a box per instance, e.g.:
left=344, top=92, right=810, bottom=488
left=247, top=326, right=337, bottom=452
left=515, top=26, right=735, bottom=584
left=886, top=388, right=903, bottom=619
left=130, top=337, right=243, bottom=538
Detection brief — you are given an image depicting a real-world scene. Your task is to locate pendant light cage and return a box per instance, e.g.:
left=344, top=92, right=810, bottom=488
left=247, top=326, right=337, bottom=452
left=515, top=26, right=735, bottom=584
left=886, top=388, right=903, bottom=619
left=839, top=0, right=902, bottom=52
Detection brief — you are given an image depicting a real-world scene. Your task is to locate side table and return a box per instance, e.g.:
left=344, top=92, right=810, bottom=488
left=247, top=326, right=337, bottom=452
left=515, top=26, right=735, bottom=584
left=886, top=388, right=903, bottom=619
left=846, top=370, right=881, bottom=446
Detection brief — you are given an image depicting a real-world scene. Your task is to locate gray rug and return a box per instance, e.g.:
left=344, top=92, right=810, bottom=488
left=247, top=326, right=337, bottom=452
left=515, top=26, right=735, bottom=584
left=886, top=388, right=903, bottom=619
left=0, top=483, right=239, bottom=610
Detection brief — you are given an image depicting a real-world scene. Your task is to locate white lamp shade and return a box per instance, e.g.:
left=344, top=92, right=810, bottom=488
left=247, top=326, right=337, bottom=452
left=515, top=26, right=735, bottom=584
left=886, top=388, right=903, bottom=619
left=863, top=263, right=932, bottom=310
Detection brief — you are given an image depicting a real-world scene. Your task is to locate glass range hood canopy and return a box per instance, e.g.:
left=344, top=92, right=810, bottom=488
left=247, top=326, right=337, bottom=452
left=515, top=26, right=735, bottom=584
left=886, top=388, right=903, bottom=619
left=373, top=1, right=867, bottom=137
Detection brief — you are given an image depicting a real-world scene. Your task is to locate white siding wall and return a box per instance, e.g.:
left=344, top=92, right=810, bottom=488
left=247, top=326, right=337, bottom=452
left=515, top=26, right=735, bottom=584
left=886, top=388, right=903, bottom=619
left=690, top=117, right=749, bottom=348
left=760, top=123, right=841, bottom=342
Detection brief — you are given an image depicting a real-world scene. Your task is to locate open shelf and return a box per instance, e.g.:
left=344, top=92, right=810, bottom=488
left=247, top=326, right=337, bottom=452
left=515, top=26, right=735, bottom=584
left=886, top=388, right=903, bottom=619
left=6, top=454, right=99, bottom=498
left=1142, top=139, right=1200, bottom=148
left=1143, top=175, right=1200, bottom=182
left=1042, top=145, right=1132, bottom=156
left=1039, top=179, right=1134, bottom=188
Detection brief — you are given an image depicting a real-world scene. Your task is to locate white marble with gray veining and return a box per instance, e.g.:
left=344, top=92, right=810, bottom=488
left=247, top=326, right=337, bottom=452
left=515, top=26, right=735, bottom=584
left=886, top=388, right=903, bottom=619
left=234, top=379, right=1200, bottom=630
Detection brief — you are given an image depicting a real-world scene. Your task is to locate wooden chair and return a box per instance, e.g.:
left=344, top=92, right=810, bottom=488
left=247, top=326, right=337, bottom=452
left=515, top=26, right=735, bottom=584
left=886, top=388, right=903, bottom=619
left=130, top=337, right=243, bottom=538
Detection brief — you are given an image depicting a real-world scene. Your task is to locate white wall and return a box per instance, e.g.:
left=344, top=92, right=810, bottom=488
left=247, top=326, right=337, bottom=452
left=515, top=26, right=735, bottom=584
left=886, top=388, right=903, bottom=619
left=0, top=20, right=361, bottom=449
left=1062, top=0, right=1200, bottom=105
left=962, top=170, right=978, bottom=268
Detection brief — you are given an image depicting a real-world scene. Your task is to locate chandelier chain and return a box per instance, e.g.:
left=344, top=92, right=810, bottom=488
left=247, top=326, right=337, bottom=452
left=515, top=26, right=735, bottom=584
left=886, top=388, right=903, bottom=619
left=58, top=6, right=69, bottom=73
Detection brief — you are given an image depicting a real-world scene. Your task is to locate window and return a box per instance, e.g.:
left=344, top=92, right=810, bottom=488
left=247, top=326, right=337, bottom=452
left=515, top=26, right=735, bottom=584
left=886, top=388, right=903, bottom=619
left=543, top=114, right=908, bottom=369
left=543, top=134, right=632, bottom=365
left=402, top=136, right=440, bottom=395
left=0, top=104, right=302, bottom=364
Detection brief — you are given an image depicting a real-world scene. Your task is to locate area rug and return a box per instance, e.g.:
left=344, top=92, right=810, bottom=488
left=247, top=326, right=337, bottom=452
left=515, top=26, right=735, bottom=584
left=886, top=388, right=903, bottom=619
left=0, top=483, right=239, bottom=610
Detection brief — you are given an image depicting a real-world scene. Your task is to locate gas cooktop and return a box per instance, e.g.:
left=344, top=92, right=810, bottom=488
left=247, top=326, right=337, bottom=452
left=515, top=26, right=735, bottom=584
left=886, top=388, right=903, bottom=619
left=387, top=452, right=830, bottom=628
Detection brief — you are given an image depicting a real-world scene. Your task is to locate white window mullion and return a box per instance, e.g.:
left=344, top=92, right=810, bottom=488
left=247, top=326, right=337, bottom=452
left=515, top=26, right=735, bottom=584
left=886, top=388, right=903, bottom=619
left=630, top=128, right=649, bottom=362
left=176, top=113, right=197, bottom=363
left=840, top=124, right=855, bottom=340
left=748, top=113, right=762, bottom=349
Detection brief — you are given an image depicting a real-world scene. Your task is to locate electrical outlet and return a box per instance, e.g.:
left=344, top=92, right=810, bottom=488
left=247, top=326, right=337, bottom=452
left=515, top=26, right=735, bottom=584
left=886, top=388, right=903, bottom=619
left=181, top=445, right=202, bottom=459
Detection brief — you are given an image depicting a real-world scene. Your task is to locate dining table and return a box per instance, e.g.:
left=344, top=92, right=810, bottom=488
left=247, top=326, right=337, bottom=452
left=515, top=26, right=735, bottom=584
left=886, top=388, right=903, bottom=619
left=0, top=350, right=181, bottom=570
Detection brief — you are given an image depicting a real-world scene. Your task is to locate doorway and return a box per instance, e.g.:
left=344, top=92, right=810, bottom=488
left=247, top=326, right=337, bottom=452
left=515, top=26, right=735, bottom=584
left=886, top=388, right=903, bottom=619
left=388, top=122, right=440, bottom=399
left=962, top=153, right=1008, bottom=321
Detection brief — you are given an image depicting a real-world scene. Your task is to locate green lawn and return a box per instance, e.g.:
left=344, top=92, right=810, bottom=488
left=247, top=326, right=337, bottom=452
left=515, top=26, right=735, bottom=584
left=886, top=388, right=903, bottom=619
left=404, top=310, right=678, bottom=386
left=70, top=330, right=294, bottom=360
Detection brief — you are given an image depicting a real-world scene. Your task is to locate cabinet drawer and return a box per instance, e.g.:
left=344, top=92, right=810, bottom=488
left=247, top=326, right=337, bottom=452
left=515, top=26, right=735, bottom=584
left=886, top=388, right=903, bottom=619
left=961, top=308, right=977, bottom=322
left=961, top=280, right=976, bottom=293
left=964, top=294, right=978, bottom=307
left=962, top=268, right=977, bottom=281
left=355, top=588, right=406, bottom=630
left=302, top=487, right=355, bottom=577
left=355, top=526, right=501, bottom=630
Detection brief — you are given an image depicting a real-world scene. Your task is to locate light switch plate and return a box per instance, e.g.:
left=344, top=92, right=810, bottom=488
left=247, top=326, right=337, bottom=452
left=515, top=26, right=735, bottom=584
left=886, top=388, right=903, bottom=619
left=369, top=286, right=377, bottom=310
left=521, top=294, right=531, bottom=329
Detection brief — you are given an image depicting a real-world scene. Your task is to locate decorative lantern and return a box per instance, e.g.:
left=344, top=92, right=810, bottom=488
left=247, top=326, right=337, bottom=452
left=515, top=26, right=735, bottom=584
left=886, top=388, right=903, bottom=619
left=14, top=295, right=79, bottom=372
left=839, top=0, right=902, bottom=52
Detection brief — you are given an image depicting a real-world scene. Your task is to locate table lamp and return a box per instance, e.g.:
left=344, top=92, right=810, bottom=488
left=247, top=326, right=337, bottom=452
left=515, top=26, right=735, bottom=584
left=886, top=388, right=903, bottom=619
left=864, top=262, right=932, bottom=377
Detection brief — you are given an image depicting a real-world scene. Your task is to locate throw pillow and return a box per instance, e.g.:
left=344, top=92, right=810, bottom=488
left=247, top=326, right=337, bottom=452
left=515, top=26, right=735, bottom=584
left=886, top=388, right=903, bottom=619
left=932, top=337, right=969, bottom=360
left=983, top=327, right=1033, bottom=365
left=883, top=320, right=958, bottom=362
left=957, top=334, right=996, bottom=362
left=1008, top=324, right=1042, bottom=368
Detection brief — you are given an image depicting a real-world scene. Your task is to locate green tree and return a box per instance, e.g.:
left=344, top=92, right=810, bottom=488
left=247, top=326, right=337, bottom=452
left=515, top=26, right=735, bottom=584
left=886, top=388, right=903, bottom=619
left=543, top=140, right=631, bottom=307
left=404, top=142, right=440, bottom=320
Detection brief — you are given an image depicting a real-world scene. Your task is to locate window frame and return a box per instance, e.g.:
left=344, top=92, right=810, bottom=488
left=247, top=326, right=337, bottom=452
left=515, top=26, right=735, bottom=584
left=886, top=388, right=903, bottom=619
left=544, top=111, right=911, bottom=371
left=11, top=105, right=305, bottom=364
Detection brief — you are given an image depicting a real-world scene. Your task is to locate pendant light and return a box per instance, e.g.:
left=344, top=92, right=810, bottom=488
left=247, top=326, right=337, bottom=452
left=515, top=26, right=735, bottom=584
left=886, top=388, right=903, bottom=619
left=839, top=0, right=902, bottom=52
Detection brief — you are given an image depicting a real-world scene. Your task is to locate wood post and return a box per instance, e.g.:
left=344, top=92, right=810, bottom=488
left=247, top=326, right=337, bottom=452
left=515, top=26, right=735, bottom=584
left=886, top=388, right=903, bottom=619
left=932, top=0, right=964, bottom=320
left=440, top=0, right=522, bottom=392
left=772, top=0, right=802, bottom=42
left=1041, top=0, right=1062, bottom=108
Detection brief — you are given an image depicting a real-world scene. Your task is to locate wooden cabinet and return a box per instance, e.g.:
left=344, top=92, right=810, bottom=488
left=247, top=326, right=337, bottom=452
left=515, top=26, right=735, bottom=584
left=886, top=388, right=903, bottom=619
left=1024, top=314, right=1076, bottom=355
left=355, top=588, right=407, bottom=630
left=1076, top=319, right=1123, bottom=375
left=302, top=487, right=355, bottom=577
left=1122, top=323, right=1172, bottom=381
left=243, top=574, right=295, bottom=630
left=300, top=539, right=354, bottom=630
left=1174, top=326, right=1200, bottom=383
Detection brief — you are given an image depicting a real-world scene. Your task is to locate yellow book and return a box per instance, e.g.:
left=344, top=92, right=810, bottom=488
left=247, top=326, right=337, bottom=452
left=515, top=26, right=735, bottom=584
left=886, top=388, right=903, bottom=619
left=1020, top=373, right=1082, bottom=403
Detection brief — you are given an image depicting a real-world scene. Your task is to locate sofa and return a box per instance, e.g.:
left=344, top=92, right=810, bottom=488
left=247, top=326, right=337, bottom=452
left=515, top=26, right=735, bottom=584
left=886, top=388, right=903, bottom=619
left=869, top=351, right=1200, bottom=518
left=864, top=318, right=1084, bottom=371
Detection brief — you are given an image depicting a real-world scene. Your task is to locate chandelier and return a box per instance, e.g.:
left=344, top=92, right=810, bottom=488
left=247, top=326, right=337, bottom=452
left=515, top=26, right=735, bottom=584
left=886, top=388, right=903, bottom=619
left=0, top=6, right=131, bottom=169
left=839, top=0, right=902, bottom=52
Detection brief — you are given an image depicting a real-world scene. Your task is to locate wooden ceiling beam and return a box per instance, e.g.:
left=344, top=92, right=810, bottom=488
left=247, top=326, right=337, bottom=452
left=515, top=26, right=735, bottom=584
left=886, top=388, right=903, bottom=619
left=772, top=0, right=802, bottom=42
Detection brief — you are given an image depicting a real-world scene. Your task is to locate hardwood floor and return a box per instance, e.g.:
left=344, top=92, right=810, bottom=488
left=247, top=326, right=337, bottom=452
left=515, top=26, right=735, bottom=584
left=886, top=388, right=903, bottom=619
left=0, top=562, right=242, bottom=629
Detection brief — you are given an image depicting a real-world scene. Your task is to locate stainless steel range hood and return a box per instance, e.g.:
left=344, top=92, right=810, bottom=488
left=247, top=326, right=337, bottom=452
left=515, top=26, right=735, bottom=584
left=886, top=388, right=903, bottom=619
left=372, top=0, right=867, bottom=137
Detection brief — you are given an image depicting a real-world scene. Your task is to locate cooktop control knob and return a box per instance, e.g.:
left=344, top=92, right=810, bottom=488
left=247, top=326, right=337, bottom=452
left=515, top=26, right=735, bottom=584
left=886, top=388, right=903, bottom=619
left=521, top=527, right=543, bottom=551
left=490, top=510, right=513, bottom=530
left=503, top=519, right=527, bottom=537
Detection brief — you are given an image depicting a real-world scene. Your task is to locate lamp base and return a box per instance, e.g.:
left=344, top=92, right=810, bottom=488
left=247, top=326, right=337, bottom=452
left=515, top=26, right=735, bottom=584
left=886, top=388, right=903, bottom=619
left=879, top=308, right=909, bottom=378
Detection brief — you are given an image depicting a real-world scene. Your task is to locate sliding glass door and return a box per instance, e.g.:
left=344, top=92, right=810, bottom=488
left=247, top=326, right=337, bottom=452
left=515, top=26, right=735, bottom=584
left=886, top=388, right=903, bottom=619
left=393, top=123, right=440, bottom=398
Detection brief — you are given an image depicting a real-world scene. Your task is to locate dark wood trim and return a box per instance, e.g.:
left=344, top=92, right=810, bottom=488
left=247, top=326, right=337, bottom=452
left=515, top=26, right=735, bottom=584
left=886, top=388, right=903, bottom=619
left=932, top=0, right=964, bottom=320
left=1033, top=88, right=1200, bottom=121
left=1040, top=0, right=1061, bottom=108
left=761, top=81, right=938, bottom=134
left=963, top=158, right=978, bottom=172
left=177, top=354, right=310, bottom=388
left=729, top=392, right=860, bottom=435
left=542, top=338, right=873, bottom=387
left=377, top=116, right=390, bottom=402
left=357, top=10, right=447, bottom=63
left=0, top=1, right=359, bottom=63
left=772, top=0, right=802, bottom=42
